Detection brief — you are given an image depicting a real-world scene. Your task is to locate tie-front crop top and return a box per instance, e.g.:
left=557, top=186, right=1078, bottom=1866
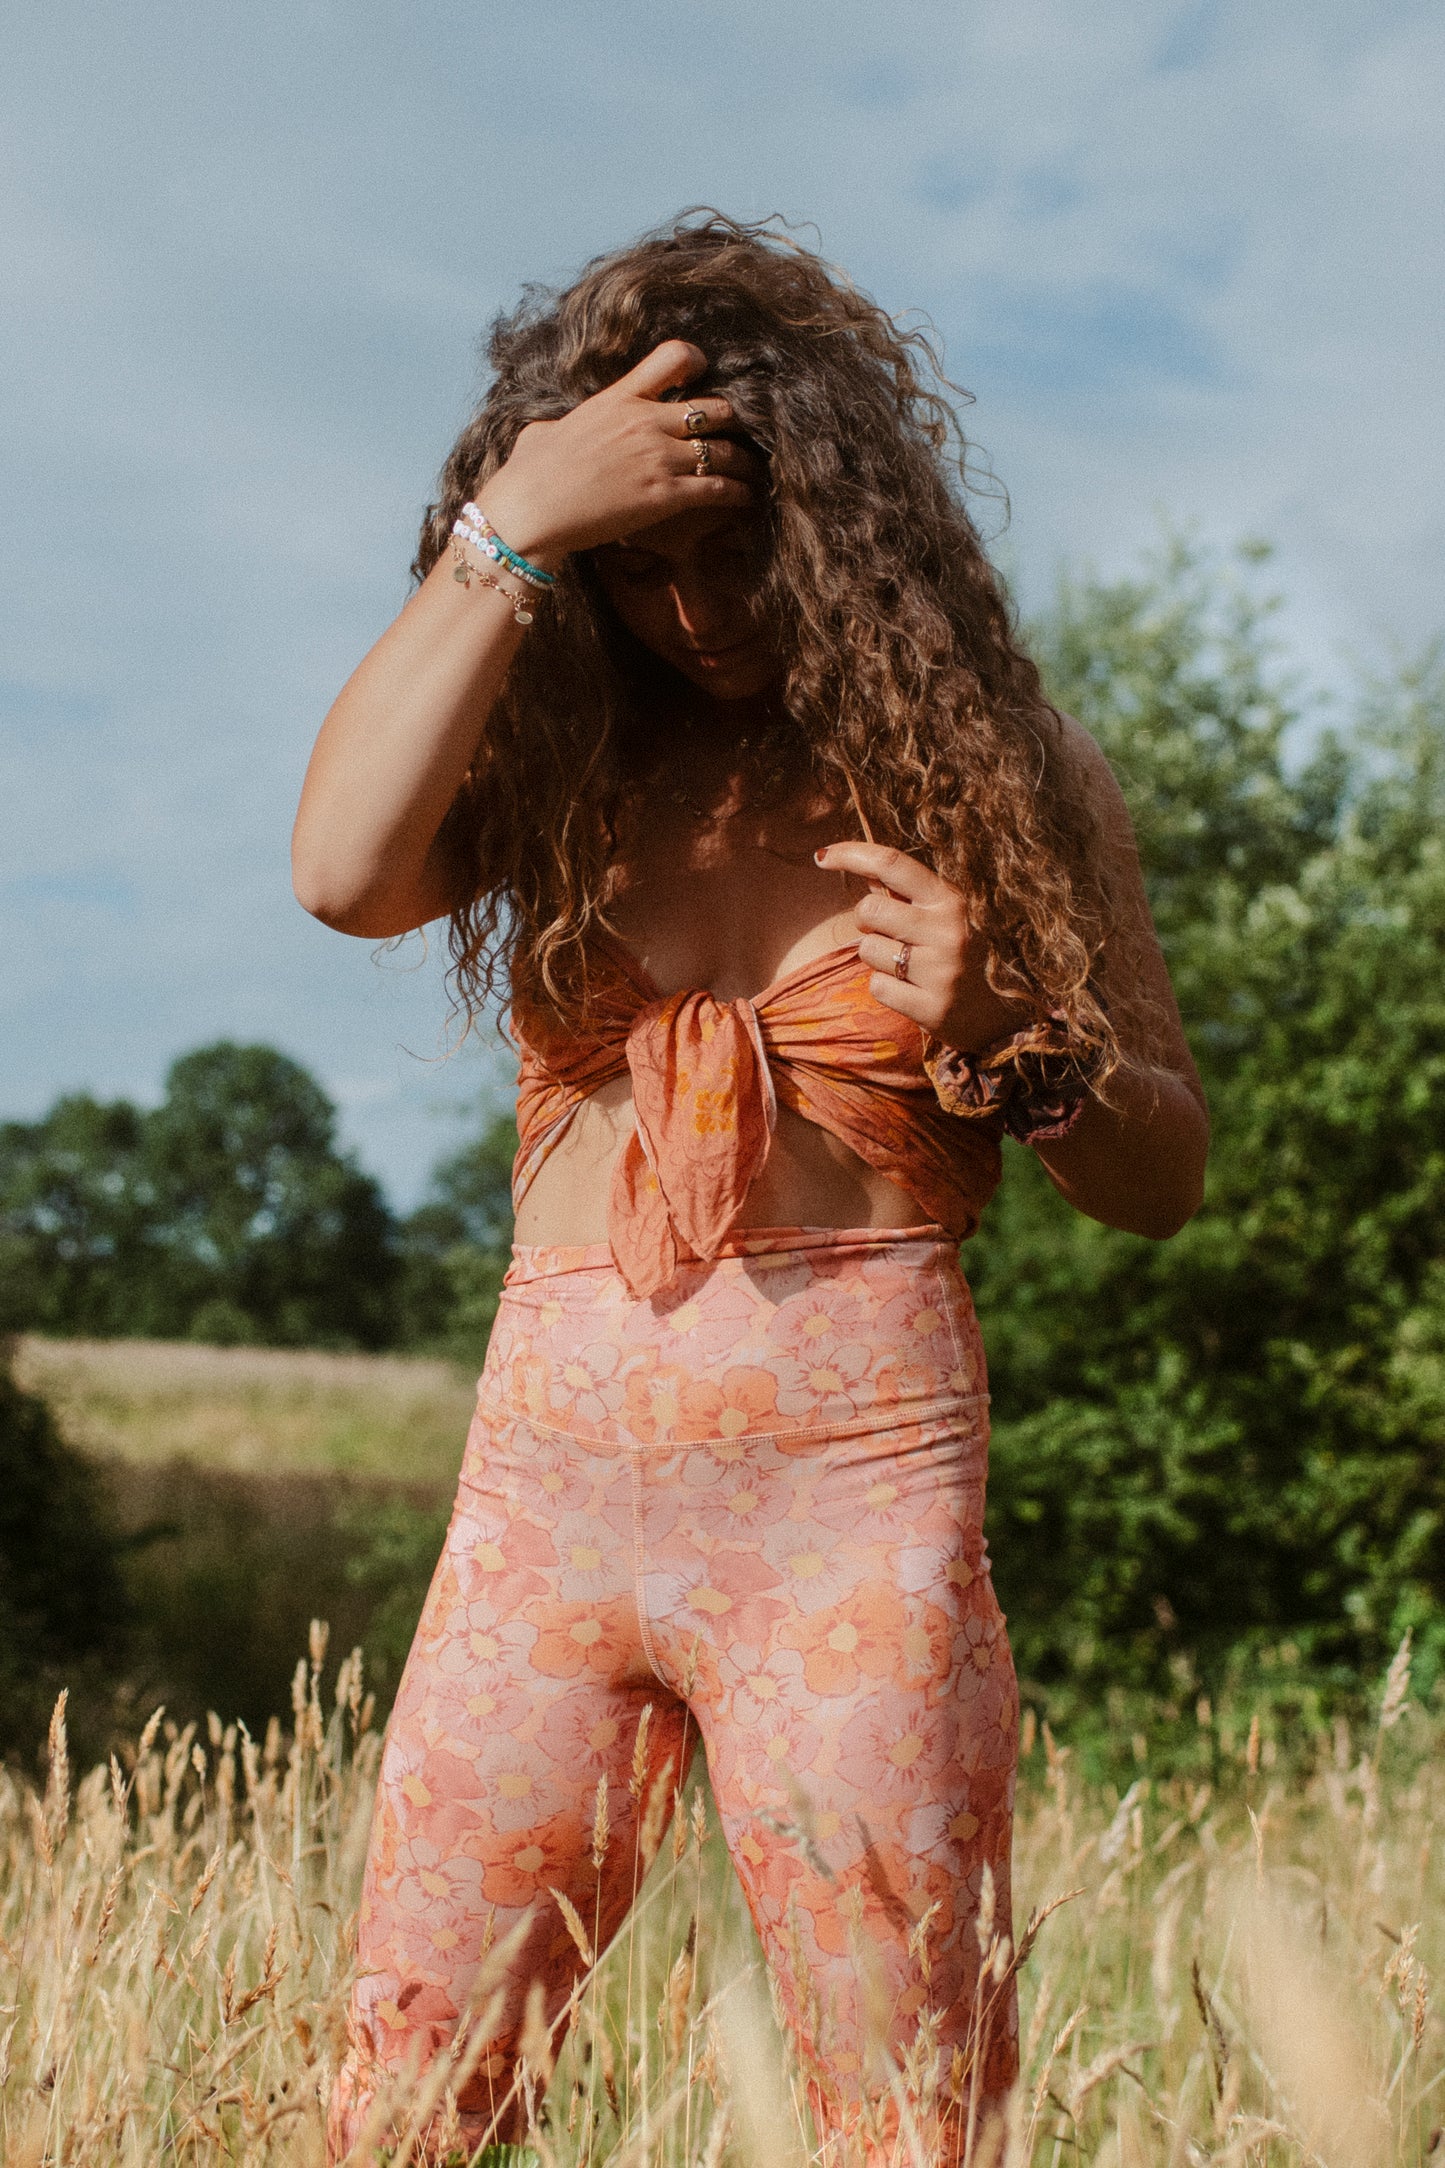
left=510, top=932, right=1005, bottom=1299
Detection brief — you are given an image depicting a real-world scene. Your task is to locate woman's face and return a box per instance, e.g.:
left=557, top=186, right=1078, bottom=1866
left=590, top=507, right=784, bottom=703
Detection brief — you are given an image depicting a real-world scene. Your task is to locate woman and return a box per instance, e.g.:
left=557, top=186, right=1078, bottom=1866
left=295, top=212, right=1207, bottom=2165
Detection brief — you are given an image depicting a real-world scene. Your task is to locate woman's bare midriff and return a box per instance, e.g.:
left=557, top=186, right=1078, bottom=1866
left=513, top=1079, right=933, bottom=1246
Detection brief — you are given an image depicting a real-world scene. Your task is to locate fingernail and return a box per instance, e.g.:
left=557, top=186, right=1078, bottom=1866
left=813, top=847, right=828, bottom=864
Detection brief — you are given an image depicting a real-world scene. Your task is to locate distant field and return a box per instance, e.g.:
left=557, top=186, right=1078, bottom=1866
left=9, top=1335, right=481, bottom=1738
left=12, top=1333, right=479, bottom=1486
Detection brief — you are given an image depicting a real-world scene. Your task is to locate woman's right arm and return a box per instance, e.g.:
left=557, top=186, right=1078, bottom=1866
left=291, top=340, right=755, bottom=939
left=291, top=551, right=533, bottom=936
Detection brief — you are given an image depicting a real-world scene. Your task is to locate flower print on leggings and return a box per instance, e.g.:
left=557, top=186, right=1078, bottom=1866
left=327, top=1225, right=1020, bottom=2168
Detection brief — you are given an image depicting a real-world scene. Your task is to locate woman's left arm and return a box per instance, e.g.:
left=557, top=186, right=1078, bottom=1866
left=814, top=721, right=1209, bottom=1240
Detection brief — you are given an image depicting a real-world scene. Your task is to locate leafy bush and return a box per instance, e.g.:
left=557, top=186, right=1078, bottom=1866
left=974, top=543, right=1445, bottom=1727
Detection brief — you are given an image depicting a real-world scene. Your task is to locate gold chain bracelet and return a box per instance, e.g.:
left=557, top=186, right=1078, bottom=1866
left=450, top=537, right=536, bottom=626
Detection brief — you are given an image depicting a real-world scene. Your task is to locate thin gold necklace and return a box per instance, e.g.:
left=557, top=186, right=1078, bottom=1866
left=662, top=718, right=800, bottom=825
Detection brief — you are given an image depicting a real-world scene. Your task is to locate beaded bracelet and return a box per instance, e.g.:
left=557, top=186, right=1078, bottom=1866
left=456, top=502, right=557, bottom=590
left=449, top=536, right=536, bottom=626
left=922, top=1013, right=1100, bottom=1144
left=454, top=510, right=548, bottom=588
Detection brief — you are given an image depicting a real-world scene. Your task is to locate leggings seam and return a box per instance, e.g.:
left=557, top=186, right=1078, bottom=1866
left=937, top=1260, right=986, bottom=1405
left=471, top=1385, right=988, bottom=1455
left=627, top=1443, right=669, bottom=1686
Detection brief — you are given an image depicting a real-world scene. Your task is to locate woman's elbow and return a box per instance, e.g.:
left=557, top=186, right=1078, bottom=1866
left=291, top=839, right=360, bottom=931
left=1134, top=1187, right=1203, bottom=1241
left=1136, top=1116, right=1210, bottom=1239
left=290, top=836, right=454, bottom=939
left=290, top=839, right=389, bottom=936
left=1108, top=1180, right=1203, bottom=1242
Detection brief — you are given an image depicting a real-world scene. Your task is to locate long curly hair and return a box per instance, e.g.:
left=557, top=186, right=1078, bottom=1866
left=417, top=210, right=1121, bottom=1079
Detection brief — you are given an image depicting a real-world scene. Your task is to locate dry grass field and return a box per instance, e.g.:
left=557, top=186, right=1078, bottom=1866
left=5, top=1340, right=1441, bottom=2162
left=11, top=1336, right=479, bottom=1488
left=7, top=1338, right=477, bottom=1743
left=1, top=1624, right=1439, bottom=2166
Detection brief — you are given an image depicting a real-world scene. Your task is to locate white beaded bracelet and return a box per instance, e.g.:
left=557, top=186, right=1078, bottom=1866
left=455, top=503, right=555, bottom=590
left=451, top=516, right=551, bottom=595
left=453, top=518, right=502, bottom=562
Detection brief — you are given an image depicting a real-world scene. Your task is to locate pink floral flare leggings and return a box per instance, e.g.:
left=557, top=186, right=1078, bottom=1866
left=328, top=1225, right=1021, bottom=2165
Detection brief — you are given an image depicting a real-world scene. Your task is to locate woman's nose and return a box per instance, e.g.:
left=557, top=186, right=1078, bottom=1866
left=669, top=579, right=733, bottom=645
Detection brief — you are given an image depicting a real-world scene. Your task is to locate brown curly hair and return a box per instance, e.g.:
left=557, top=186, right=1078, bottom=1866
left=417, top=210, right=1119, bottom=1079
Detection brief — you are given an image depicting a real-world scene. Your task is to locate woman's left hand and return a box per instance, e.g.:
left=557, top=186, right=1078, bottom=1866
left=814, top=840, right=1031, bottom=1052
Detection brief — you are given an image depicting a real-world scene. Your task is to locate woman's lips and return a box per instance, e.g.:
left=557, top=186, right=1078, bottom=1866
left=686, top=637, right=757, bottom=664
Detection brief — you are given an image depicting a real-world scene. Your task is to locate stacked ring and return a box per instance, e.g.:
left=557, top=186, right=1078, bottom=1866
left=691, top=438, right=712, bottom=477
left=893, top=942, right=912, bottom=982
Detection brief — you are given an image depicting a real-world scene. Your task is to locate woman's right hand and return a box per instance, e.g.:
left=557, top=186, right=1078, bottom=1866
left=477, top=340, right=761, bottom=568
left=293, top=343, right=759, bottom=940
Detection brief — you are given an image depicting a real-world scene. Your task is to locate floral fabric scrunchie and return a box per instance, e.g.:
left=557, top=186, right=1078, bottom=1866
left=923, top=1011, right=1101, bottom=1144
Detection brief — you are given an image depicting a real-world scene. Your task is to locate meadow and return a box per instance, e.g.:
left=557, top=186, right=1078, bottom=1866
left=2, top=1337, right=1442, bottom=2165
left=8, top=1336, right=474, bottom=1744
left=11, top=1335, right=476, bottom=1487
left=1, top=1621, right=1439, bottom=2167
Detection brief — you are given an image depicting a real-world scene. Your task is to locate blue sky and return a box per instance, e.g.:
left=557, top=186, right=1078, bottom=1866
left=3, top=0, right=1442, bottom=1207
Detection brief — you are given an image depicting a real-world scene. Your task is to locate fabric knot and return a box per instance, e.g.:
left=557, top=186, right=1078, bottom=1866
left=608, top=989, right=777, bottom=1298
left=511, top=934, right=1005, bottom=1299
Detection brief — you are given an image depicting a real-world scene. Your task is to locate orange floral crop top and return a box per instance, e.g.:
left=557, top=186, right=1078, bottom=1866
left=510, top=933, right=1008, bottom=1299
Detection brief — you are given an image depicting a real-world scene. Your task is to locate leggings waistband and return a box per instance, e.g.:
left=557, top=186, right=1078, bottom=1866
left=503, top=1221, right=950, bottom=1285
left=480, top=1223, right=988, bottom=1451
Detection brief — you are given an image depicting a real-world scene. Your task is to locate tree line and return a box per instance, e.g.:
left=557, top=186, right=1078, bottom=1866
left=4, top=537, right=1443, bottom=1737
left=0, top=1044, right=517, bottom=1360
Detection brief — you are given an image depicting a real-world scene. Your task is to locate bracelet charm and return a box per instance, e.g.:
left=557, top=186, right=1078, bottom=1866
left=449, top=537, right=535, bottom=625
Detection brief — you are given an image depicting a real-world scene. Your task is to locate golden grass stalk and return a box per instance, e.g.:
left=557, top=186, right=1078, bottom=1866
left=2, top=1628, right=1442, bottom=2165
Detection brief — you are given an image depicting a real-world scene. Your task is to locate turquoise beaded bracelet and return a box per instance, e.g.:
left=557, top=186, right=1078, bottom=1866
left=456, top=502, right=557, bottom=590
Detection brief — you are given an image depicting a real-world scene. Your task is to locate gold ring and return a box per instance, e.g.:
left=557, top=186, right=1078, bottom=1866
left=893, top=941, right=911, bottom=982
left=683, top=407, right=708, bottom=433
left=692, top=437, right=712, bottom=476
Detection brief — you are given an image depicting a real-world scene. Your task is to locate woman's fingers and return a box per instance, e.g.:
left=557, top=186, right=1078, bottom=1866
left=821, top=841, right=973, bottom=1031
left=669, top=434, right=762, bottom=482
left=856, top=931, right=925, bottom=977
left=484, top=341, right=765, bottom=556
left=659, top=433, right=765, bottom=510
left=617, top=339, right=709, bottom=399
left=814, top=840, right=950, bottom=903
left=674, top=475, right=757, bottom=512
left=855, top=928, right=954, bottom=988
left=852, top=889, right=926, bottom=943
left=864, top=972, right=938, bottom=1026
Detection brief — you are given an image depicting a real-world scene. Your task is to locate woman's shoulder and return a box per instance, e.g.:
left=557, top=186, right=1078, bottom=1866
left=1046, top=706, right=1117, bottom=789
left=1044, top=709, right=1140, bottom=859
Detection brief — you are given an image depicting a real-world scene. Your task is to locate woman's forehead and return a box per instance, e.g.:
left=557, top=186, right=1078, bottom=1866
left=614, top=506, right=759, bottom=554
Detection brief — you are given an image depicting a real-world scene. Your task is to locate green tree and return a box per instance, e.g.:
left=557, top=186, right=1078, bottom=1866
left=0, top=1095, right=153, bottom=1335
left=0, top=1043, right=401, bottom=1348
left=972, top=543, right=1445, bottom=1727
left=142, top=1043, right=400, bottom=1347
left=396, top=1108, right=518, bottom=1362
